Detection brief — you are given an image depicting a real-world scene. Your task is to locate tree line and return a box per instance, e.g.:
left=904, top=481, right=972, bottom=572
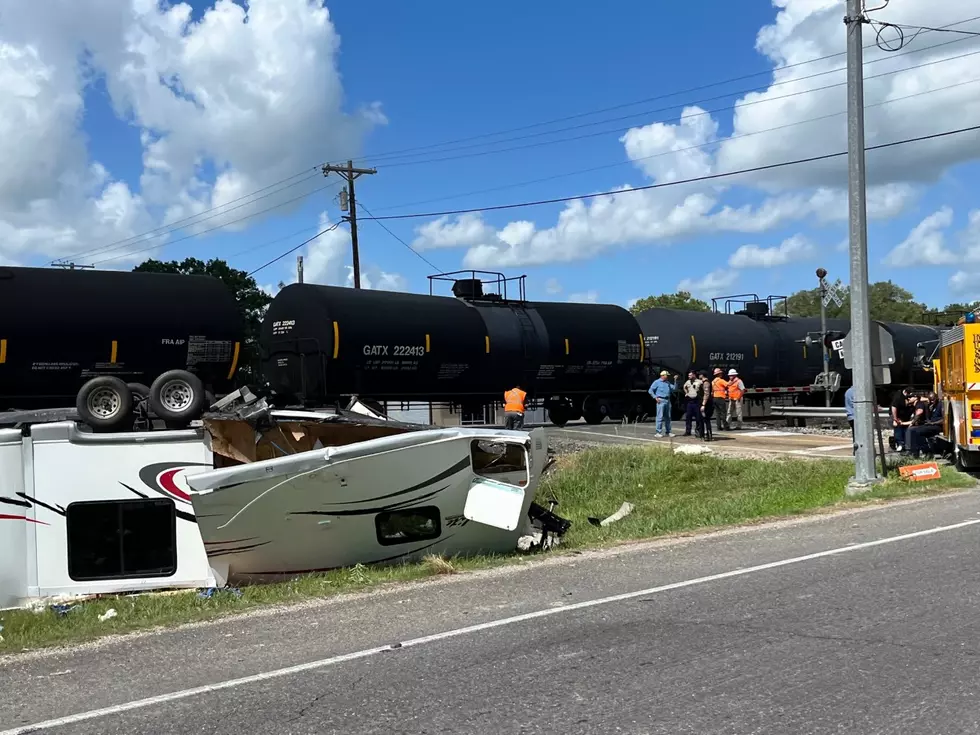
left=629, top=281, right=978, bottom=326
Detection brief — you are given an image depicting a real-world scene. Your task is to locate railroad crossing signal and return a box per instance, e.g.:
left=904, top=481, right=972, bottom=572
left=822, top=282, right=846, bottom=309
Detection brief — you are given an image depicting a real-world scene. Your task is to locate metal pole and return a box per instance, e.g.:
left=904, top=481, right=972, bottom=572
left=818, top=273, right=830, bottom=408
left=297, top=255, right=304, bottom=284
left=845, top=0, right=879, bottom=491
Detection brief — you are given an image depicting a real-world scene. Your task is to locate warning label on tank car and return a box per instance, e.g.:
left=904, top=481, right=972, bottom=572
left=187, top=336, right=234, bottom=366
left=617, top=340, right=641, bottom=363
left=437, top=363, right=468, bottom=380
left=31, top=361, right=79, bottom=371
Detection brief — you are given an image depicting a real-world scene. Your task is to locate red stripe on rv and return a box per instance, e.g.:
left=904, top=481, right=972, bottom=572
left=0, top=513, right=49, bottom=525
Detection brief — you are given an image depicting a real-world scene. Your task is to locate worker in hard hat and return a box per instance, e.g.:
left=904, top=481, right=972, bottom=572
left=504, top=383, right=527, bottom=430
left=648, top=369, right=679, bottom=438
left=711, top=368, right=729, bottom=432
left=726, top=368, right=745, bottom=430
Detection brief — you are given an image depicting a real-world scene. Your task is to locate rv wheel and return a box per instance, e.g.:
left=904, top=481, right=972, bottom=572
left=76, top=376, right=134, bottom=431
left=148, top=370, right=206, bottom=423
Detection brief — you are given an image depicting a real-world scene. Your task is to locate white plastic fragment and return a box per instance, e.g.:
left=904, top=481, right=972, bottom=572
left=98, top=608, right=117, bottom=622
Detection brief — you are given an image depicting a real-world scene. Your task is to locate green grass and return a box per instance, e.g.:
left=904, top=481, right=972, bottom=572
left=1, top=447, right=973, bottom=655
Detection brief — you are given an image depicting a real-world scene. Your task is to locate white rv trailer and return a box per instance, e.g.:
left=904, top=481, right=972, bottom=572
left=1, top=402, right=566, bottom=609
left=0, top=415, right=217, bottom=610
left=187, top=418, right=551, bottom=584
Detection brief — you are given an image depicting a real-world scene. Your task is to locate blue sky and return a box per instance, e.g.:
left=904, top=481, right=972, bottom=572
left=6, top=0, right=980, bottom=310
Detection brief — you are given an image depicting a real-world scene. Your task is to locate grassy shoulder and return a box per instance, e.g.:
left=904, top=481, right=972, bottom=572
left=1, top=446, right=972, bottom=655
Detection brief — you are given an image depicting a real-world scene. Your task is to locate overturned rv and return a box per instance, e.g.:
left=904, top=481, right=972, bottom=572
left=0, top=396, right=570, bottom=610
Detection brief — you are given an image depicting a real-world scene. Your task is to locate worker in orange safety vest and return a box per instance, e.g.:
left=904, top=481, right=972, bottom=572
left=711, top=368, right=730, bottom=432
left=504, top=383, right=527, bottom=430
left=726, top=368, right=745, bottom=430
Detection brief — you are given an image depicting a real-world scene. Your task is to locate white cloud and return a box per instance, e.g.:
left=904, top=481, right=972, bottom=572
left=301, top=210, right=406, bottom=292
left=410, top=0, right=980, bottom=269
left=0, top=0, right=383, bottom=265
left=949, top=270, right=976, bottom=298
left=567, top=290, right=599, bottom=304
left=883, top=206, right=957, bottom=266
left=728, top=234, right=815, bottom=268
left=960, top=209, right=980, bottom=258
left=545, top=277, right=563, bottom=294
left=677, top=269, right=738, bottom=298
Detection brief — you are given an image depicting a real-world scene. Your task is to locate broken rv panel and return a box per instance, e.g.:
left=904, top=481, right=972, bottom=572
left=186, top=413, right=552, bottom=584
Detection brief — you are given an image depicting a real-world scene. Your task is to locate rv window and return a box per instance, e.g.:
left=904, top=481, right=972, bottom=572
left=66, top=498, right=177, bottom=582
left=375, top=506, right=442, bottom=546
left=470, top=440, right=529, bottom=487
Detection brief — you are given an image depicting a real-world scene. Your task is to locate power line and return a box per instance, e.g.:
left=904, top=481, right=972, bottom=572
left=248, top=222, right=343, bottom=278
left=868, top=16, right=980, bottom=53
left=364, top=45, right=980, bottom=172
left=347, top=15, right=980, bottom=164
left=359, top=122, right=980, bottom=222
left=92, top=181, right=340, bottom=266
left=366, top=32, right=980, bottom=167
left=58, top=169, right=322, bottom=263
left=356, top=201, right=441, bottom=271
left=370, top=74, right=980, bottom=214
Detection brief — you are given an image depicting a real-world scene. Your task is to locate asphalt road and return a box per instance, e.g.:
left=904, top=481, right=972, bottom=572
left=547, top=422, right=857, bottom=458
left=4, top=492, right=980, bottom=734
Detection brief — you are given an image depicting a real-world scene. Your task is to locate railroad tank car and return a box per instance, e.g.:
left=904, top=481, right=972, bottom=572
left=0, top=265, right=245, bottom=411
left=259, top=279, right=647, bottom=424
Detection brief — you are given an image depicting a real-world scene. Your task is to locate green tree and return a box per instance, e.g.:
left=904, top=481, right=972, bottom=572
left=777, top=280, right=942, bottom=323
left=133, top=257, right=272, bottom=383
left=629, top=291, right=711, bottom=315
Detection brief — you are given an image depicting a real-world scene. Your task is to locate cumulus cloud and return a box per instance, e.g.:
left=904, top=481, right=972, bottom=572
left=677, top=269, right=738, bottom=298
left=545, top=277, right=563, bottom=294
left=0, top=0, right=383, bottom=265
left=567, top=290, right=599, bottom=304
left=728, top=234, right=815, bottom=268
left=299, top=211, right=406, bottom=292
left=410, top=0, right=980, bottom=269
left=883, top=206, right=957, bottom=266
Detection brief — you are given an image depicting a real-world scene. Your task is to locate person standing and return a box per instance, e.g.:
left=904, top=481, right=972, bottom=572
left=844, top=384, right=856, bottom=453
left=648, top=370, right=678, bottom=438
left=682, top=370, right=703, bottom=437
left=711, top=368, right=729, bottom=432
left=503, top=383, right=526, bottom=430
left=726, top=368, right=745, bottom=430
left=698, top=369, right=713, bottom=441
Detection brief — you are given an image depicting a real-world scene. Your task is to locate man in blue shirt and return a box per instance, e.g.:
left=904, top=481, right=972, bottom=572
left=649, top=370, right=679, bottom=438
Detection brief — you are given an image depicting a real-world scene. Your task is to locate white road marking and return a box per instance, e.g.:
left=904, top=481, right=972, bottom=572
left=5, top=517, right=979, bottom=734
left=789, top=444, right=854, bottom=455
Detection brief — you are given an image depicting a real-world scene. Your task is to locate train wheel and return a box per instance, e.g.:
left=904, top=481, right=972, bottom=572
left=76, top=376, right=134, bottom=431
left=127, top=382, right=152, bottom=431
left=548, top=404, right=570, bottom=427
left=149, top=370, right=207, bottom=423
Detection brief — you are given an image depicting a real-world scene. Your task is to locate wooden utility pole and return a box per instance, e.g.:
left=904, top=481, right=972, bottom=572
left=296, top=255, right=304, bottom=283
left=321, top=160, right=377, bottom=289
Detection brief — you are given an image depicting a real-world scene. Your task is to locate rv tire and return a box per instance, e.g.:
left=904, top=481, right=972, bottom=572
left=76, top=376, right=134, bottom=431
left=149, top=369, right=207, bottom=423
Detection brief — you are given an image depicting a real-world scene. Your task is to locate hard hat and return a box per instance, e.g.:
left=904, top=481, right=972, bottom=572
left=728, top=369, right=738, bottom=376
left=659, top=370, right=668, bottom=376
left=713, top=368, right=722, bottom=375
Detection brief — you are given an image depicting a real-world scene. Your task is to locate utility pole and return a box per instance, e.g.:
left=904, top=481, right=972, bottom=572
left=816, top=268, right=831, bottom=409
left=296, top=255, right=304, bottom=284
left=845, top=0, right=879, bottom=492
left=52, top=261, right=94, bottom=270
left=322, top=160, right=377, bottom=289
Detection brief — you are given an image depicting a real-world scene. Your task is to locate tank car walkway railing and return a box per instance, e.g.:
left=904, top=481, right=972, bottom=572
left=770, top=406, right=891, bottom=419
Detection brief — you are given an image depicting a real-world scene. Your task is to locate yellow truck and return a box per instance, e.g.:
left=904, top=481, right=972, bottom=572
left=931, top=320, right=980, bottom=471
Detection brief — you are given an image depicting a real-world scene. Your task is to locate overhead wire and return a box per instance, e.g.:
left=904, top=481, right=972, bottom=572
left=367, top=44, right=980, bottom=170
left=355, top=201, right=441, bottom=271
left=91, top=181, right=341, bottom=266
left=58, top=14, right=980, bottom=266
left=248, top=222, right=344, bottom=278
left=358, top=122, right=980, bottom=222
left=345, top=14, right=980, bottom=164
left=57, top=168, right=323, bottom=264
left=368, top=74, right=980, bottom=213
left=866, top=15, right=980, bottom=53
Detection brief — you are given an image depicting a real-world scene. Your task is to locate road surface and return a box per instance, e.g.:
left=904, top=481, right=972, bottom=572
left=3, top=491, right=980, bottom=734
left=547, top=422, right=858, bottom=459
